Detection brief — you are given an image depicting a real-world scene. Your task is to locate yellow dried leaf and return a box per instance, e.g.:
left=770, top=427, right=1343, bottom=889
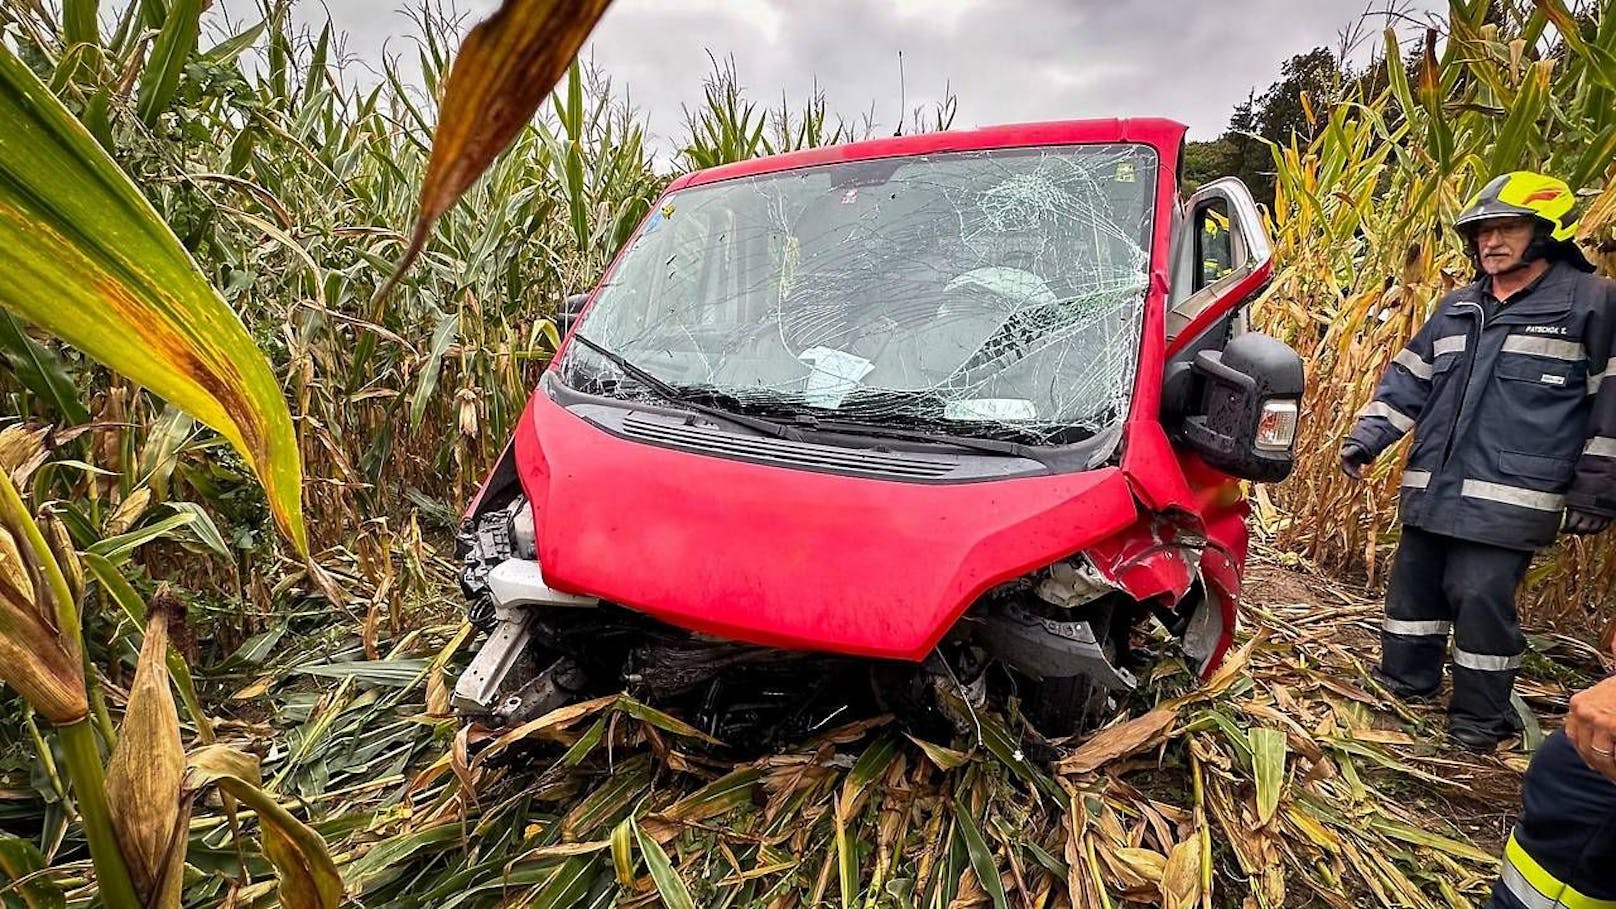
left=105, top=486, right=151, bottom=536
left=1056, top=707, right=1177, bottom=775
left=0, top=424, right=48, bottom=485
left=1110, top=845, right=1168, bottom=887
left=482, top=694, right=618, bottom=757
left=1159, top=839, right=1201, bottom=909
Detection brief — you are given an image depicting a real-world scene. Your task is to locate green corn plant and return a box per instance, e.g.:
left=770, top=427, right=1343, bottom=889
left=0, top=438, right=341, bottom=907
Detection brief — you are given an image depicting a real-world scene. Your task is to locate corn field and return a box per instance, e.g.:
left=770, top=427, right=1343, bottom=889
left=1253, top=0, right=1616, bottom=639
left=0, top=0, right=1612, bottom=907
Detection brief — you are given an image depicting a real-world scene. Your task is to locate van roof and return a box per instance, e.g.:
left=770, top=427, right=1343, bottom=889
left=667, top=118, right=1187, bottom=191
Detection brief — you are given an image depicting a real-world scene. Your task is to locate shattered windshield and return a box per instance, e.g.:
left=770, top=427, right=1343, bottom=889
left=559, top=144, right=1157, bottom=445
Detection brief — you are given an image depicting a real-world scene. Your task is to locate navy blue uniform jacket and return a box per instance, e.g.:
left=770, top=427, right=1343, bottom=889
left=1348, top=261, right=1616, bottom=550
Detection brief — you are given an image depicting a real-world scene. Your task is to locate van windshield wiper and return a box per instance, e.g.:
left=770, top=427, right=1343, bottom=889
left=796, top=417, right=1038, bottom=458
left=568, top=333, right=801, bottom=441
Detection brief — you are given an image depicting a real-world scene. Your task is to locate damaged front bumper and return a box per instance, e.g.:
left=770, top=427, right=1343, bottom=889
left=452, top=488, right=1233, bottom=732
left=450, top=559, right=598, bottom=717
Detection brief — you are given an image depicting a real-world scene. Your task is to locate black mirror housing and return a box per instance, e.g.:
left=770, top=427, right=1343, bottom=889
left=1179, top=332, right=1303, bottom=482
left=557, top=292, right=590, bottom=334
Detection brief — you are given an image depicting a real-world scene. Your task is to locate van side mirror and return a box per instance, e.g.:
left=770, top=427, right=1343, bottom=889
left=1174, top=332, right=1303, bottom=482
left=557, top=293, right=589, bottom=334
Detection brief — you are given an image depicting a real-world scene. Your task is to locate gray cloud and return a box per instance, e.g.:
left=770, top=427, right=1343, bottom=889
left=221, top=0, right=1442, bottom=146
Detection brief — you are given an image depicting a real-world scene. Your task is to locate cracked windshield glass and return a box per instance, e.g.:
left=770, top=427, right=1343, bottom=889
left=561, top=144, right=1157, bottom=445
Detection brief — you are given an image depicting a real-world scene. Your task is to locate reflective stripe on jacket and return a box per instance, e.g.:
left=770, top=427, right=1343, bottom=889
left=1498, top=832, right=1616, bottom=909
left=1348, top=261, right=1616, bottom=550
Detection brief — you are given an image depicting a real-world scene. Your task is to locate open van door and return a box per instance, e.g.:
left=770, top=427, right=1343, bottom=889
left=1166, top=177, right=1275, bottom=355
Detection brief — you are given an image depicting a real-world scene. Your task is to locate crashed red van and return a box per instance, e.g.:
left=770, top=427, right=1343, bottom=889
left=453, top=118, right=1302, bottom=738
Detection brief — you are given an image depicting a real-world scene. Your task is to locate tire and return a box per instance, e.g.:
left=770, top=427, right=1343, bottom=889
left=1024, top=599, right=1126, bottom=737
left=1026, top=673, right=1117, bottom=737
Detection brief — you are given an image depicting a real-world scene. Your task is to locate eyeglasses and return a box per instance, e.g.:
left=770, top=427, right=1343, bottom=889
left=1471, top=218, right=1535, bottom=240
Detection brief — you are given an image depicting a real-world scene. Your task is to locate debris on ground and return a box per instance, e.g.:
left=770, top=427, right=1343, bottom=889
left=5, top=550, right=1590, bottom=906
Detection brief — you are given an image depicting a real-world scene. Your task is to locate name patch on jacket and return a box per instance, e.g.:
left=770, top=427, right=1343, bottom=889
left=1522, top=324, right=1570, bottom=335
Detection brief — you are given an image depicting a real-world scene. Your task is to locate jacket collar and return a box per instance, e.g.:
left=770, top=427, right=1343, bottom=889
left=1452, top=261, right=1578, bottom=324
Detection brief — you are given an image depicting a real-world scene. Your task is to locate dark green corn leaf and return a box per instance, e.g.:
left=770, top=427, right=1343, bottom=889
left=0, top=310, right=89, bottom=423
left=135, top=0, right=203, bottom=126
left=0, top=833, right=66, bottom=909
left=954, top=800, right=1009, bottom=909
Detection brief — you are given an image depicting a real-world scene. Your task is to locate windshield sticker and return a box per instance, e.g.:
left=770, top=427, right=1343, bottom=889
left=798, top=346, right=876, bottom=407
left=565, top=144, right=1155, bottom=446
left=944, top=398, right=1038, bottom=421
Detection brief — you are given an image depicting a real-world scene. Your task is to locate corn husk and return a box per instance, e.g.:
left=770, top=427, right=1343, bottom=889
left=0, top=525, right=87, bottom=727
left=103, top=597, right=185, bottom=907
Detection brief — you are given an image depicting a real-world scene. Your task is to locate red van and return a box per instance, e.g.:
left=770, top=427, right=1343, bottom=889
left=453, top=119, right=1302, bottom=737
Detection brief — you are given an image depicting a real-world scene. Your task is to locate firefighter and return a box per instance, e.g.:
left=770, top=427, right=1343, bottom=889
left=1340, top=171, right=1616, bottom=751
left=1485, top=672, right=1616, bottom=908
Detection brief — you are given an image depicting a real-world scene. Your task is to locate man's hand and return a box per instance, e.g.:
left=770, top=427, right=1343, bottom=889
left=1340, top=441, right=1373, bottom=480
left=1563, top=509, right=1612, bottom=535
left=1566, top=675, right=1616, bottom=782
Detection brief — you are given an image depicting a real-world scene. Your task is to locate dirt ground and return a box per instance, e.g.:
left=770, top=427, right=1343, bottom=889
left=1239, top=548, right=1609, bottom=854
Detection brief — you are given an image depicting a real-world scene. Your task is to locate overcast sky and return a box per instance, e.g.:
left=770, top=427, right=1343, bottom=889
left=213, top=0, right=1443, bottom=145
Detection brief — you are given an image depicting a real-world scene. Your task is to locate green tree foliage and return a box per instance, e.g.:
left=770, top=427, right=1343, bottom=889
left=1186, top=47, right=1355, bottom=203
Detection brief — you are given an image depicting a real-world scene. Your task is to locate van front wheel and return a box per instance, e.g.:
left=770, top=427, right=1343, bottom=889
left=1025, top=673, right=1117, bottom=737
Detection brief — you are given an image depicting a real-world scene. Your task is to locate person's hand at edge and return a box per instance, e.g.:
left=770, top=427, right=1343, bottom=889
left=1564, top=509, right=1612, bottom=535
left=1567, top=675, right=1616, bottom=782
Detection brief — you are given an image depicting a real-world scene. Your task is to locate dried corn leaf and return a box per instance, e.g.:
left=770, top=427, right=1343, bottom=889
left=482, top=694, right=617, bottom=757
left=907, top=734, right=972, bottom=771
left=1056, top=707, right=1176, bottom=775
left=1159, top=839, right=1200, bottom=909
left=382, top=0, right=614, bottom=303
left=1101, top=845, right=1166, bottom=890
left=0, top=424, right=48, bottom=486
